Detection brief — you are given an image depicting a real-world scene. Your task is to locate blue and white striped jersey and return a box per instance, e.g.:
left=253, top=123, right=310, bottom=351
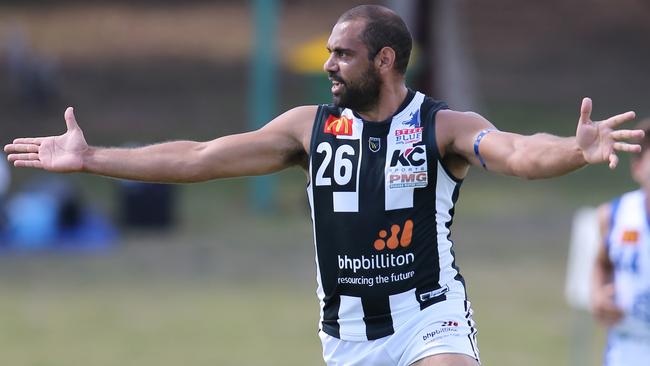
left=607, top=190, right=650, bottom=338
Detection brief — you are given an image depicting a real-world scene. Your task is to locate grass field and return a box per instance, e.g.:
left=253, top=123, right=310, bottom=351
left=0, top=170, right=616, bottom=366
left=0, top=256, right=592, bottom=366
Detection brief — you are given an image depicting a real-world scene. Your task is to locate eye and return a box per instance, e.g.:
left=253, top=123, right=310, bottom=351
left=331, top=49, right=350, bottom=58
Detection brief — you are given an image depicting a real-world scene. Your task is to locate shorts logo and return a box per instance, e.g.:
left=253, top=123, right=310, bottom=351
left=369, top=137, right=381, bottom=152
left=324, top=115, right=353, bottom=136
left=395, top=127, right=423, bottom=145
left=421, top=319, right=460, bottom=344
left=374, top=219, right=413, bottom=250
left=622, top=230, right=639, bottom=244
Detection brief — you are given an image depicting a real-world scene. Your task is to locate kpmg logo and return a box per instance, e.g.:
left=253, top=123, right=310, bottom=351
left=387, top=171, right=428, bottom=189
left=387, top=144, right=428, bottom=189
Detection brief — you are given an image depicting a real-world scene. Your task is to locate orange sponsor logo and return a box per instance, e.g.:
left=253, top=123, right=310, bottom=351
left=621, top=230, right=639, bottom=244
left=324, top=115, right=353, bottom=136
left=374, top=219, right=414, bottom=250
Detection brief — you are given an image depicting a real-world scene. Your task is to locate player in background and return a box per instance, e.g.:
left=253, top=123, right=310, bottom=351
left=592, top=118, right=650, bottom=366
left=4, top=5, right=645, bottom=366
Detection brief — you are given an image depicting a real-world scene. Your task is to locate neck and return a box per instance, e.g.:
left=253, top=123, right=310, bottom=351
left=357, top=83, right=409, bottom=122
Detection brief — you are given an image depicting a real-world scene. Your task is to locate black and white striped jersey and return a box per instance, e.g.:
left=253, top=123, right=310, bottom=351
left=307, top=90, right=468, bottom=341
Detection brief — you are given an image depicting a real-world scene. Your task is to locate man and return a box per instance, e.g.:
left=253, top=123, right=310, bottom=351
left=592, top=118, right=650, bottom=366
left=4, top=5, right=643, bottom=366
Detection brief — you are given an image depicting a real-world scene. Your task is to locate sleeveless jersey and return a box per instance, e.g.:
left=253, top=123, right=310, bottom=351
left=306, top=90, right=468, bottom=341
left=607, top=190, right=650, bottom=337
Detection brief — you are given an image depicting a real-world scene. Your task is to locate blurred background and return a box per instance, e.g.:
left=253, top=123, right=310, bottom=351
left=1, top=0, right=649, bottom=365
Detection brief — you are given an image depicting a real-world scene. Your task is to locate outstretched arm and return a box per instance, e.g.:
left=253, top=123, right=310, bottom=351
left=443, top=97, right=642, bottom=179
left=5, top=106, right=316, bottom=183
left=591, top=203, right=624, bottom=327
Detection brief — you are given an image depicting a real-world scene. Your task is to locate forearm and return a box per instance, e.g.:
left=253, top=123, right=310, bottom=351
left=82, top=131, right=303, bottom=183
left=593, top=259, right=613, bottom=289
left=508, top=134, right=587, bottom=179
left=82, top=141, right=207, bottom=183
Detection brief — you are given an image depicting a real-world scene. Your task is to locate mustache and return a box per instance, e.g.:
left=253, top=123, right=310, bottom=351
left=328, top=73, right=345, bottom=84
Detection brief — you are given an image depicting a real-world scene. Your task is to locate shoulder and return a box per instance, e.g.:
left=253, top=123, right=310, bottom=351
left=434, top=109, right=494, bottom=156
left=281, top=105, right=320, bottom=121
left=257, top=105, right=319, bottom=158
left=436, top=109, right=488, bottom=126
left=420, top=95, right=449, bottom=115
left=265, top=105, right=319, bottom=132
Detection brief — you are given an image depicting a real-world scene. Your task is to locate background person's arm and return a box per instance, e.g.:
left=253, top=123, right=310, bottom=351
left=591, top=203, right=624, bottom=327
left=5, top=105, right=316, bottom=183
left=443, top=97, right=641, bottom=179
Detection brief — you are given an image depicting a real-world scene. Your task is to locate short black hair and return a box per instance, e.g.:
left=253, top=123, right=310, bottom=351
left=337, top=5, right=412, bottom=75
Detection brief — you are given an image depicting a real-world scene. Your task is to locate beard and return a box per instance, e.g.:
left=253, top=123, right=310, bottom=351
left=330, top=64, right=382, bottom=113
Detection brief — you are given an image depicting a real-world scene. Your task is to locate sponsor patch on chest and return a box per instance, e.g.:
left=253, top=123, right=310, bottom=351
left=386, top=144, right=428, bottom=189
left=394, top=127, right=423, bottom=145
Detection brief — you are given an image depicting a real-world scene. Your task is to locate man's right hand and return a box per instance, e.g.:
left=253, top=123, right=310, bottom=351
left=5, top=107, right=88, bottom=173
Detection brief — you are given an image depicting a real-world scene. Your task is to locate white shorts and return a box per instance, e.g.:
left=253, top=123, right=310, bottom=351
left=604, top=332, right=650, bottom=366
left=319, top=299, right=480, bottom=366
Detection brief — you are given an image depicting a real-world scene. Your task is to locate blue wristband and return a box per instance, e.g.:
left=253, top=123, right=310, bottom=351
left=473, top=129, right=496, bottom=169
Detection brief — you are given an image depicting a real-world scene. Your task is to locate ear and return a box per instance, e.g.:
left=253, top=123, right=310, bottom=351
left=374, top=46, right=396, bottom=73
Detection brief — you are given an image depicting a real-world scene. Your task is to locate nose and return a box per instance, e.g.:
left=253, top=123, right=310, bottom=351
left=323, top=54, right=337, bottom=73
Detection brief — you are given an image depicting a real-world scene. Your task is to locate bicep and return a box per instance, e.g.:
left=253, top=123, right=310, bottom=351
left=446, top=111, right=550, bottom=177
left=445, top=111, right=520, bottom=173
left=192, top=106, right=314, bottom=180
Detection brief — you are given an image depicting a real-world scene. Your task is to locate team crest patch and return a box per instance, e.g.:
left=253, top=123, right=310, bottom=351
left=369, top=137, right=381, bottom=152
left=324, top=115, right=353, bottom=136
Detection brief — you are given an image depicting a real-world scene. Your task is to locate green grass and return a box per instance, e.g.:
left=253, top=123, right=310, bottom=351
left=0, top=279, right=321, bottom=366
left=0, top=245, right=600, bottom=366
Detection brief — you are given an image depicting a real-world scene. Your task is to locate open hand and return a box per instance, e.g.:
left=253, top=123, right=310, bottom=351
left=4, top=107, right=88, bottom=173
left=576, top=97, right=642, bottom=169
